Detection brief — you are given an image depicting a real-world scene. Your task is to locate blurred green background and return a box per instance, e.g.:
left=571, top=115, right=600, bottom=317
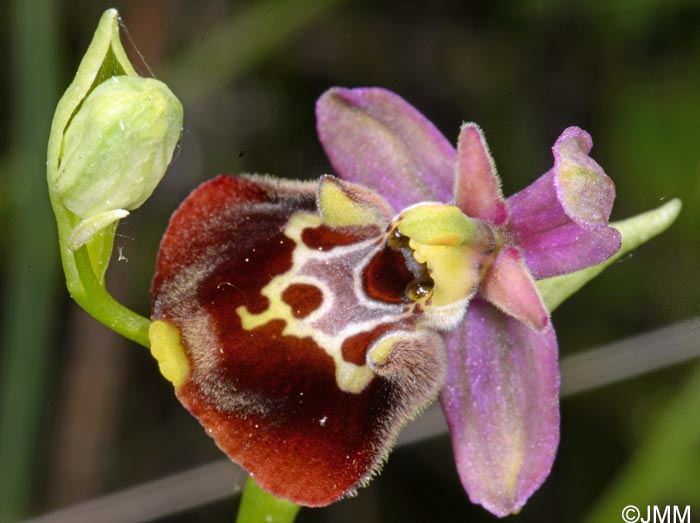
left=0, top=1, right=699, bottom=522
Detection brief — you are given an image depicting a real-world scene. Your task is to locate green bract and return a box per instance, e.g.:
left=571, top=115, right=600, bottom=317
left=57, top=75, right=182, bottom=249
left=537, top=198, right=682, bottom=312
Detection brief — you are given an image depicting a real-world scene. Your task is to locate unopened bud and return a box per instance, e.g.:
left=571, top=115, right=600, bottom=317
left=57, top=75, right=183, bottom=248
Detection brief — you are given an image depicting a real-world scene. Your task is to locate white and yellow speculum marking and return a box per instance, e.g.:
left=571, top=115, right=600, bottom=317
left=237, top=212, right=418, bottom=394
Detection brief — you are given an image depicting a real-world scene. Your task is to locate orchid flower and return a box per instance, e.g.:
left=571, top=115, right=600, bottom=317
left=149, top=87, right=620, bottom=517
left=316, top=88, right=620, bottom=516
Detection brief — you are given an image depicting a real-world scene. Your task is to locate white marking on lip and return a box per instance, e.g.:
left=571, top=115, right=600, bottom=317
left=236, top=211, right=418, bottom=394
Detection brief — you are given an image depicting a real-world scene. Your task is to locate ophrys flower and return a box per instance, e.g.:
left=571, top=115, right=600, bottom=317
left=149, top=87, right=620, bottom=516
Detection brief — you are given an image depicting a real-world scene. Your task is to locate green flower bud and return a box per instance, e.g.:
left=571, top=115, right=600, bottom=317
left=57, top=75, right=183, bottom=249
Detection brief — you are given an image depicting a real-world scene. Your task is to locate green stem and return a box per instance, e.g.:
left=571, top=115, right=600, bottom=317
left=236, top=477, right=301, bottom=523
left=71, top=245, right=151, bottom=347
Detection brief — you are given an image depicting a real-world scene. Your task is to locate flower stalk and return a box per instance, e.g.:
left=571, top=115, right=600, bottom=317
left=46, top=9, right=300, bottom=523
left=236, top=477, right=301, bottom=523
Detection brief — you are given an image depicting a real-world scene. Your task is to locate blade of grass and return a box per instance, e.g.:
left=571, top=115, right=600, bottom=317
left=581, top=363, right=700, bottom=523
left=0, top=0, right=59, bottom=519
left=18, top=461, right=248, bottom=523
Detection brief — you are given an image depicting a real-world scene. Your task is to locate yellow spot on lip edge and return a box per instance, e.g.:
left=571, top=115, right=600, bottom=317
left=367, top=332, right=404, bottom=367
left=318, top=177, right=385, bottom=227
left=149, top=320, right=191, bottom=388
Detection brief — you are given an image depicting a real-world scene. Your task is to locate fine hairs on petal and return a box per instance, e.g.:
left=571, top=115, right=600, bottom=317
left=453, top=123, right=509, bottom=226
left=441, top=300, right=560, bottom=517
left=357, top=328, right=447, bottom=488
left=506, top=128, right=621, bottom=279
left=479, top=247, right=549, bottom=331
left=552, top=127, right=616, bottom=227
left=316, top=87, right=456, bottom=210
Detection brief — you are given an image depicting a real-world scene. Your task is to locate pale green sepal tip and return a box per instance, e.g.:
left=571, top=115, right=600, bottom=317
left=67, top=209, right=130, bottom=250
left=537, top=198, right=682, bottom=312
left=47, top=8, right=137, bottom=189
left=47, top=8, right=141, bottom=297
left=86, top=220, right=119, bottom=285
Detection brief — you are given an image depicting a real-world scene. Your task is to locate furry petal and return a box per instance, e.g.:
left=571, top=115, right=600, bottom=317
left=479, top=247, right=549, bottom=331
left=454, top=123, right=508, bottom=225
left=316, top=87, right=455, bottom=210
left=440, top=299, right=559, bottom=517
left=507, top=127, right=621, bottom=279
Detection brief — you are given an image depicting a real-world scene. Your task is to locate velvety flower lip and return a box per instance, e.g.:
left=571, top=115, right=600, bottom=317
left=150, top=175, right=450, bottom=506
left=317, top=87, right=621, bottom=517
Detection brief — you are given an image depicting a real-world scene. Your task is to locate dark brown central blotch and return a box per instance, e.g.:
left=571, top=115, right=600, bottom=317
left=301, top=224, right=378, bottom=251
left=362, top=247, right=415, bottom=304
left=281, top=283, right=324, bottom=319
